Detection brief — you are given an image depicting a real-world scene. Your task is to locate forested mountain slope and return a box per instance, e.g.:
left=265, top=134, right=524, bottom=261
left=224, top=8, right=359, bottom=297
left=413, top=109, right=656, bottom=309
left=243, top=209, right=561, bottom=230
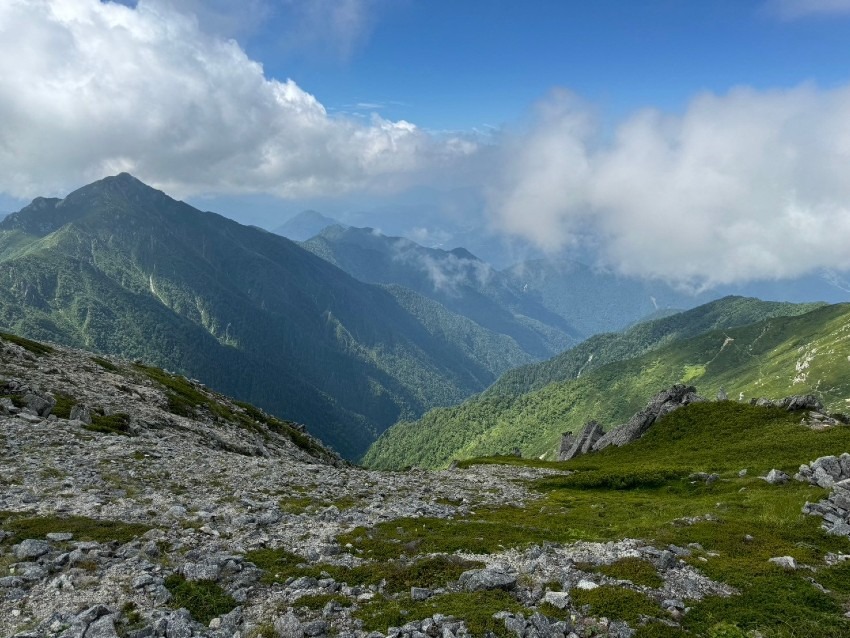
left=364, top=302, right=850, bottom=468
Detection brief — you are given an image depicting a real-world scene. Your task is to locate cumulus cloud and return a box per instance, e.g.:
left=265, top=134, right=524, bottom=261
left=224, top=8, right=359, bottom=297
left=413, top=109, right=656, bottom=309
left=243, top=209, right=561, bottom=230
left=765, top=0, right=850, bottom=19
left=0, top=0, right=468, bottom=199
left=489, top=84, right=850, bottom=288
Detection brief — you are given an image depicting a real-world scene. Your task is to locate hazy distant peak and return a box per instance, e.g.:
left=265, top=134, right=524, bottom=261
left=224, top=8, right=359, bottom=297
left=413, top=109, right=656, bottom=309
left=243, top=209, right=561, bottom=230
left=274, top=209, right=341, bottom=241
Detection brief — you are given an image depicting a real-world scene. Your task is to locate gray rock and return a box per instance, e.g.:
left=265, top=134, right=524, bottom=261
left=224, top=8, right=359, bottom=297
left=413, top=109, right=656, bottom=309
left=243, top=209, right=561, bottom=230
left=813, top=456, right=843, bottom=480
left=560, top=421, right=603, bottom=461
left=14, top=539, right=51, bottom=560
left=593, top=385, right=704, bottom=452
left=24, top=392, right=55, bottom=416
left=84, top=616, right=119, bottom=638
left=302, top=620, right=328, bottom=637
left=182, top=561, right=220, bottom=582
left=764, top=469, right=789, bottom=485
left=459, top=568, right=517, bottom=592
left=542, top=591, right=570, bottom=609
left=70, top=405, right=92, bottom=425
left=768, top=556, right=798, bottom=570
left=781, top=395, right=823, bottom=412
left=290, top=575, right=319, bottom=590
left=46, top=532, right=74, bottom=542
left=411, top=586, right=433, bottom=601
left=275, top=611, right=304, bottom=638
left=165, top=610, right=193, bottom=638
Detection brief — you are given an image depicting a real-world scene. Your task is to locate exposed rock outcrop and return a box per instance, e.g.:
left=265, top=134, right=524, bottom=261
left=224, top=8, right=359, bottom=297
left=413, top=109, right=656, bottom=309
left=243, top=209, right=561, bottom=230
left=559, top=420, right=603, bottom=461
left=591, top=385, right=705, bottom=452
left=799, top=454, right=850, bottom=536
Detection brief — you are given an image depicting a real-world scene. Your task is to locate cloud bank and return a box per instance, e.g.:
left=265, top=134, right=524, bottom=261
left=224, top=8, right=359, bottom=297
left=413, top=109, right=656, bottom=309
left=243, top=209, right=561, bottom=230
left=0, top=0, right=466, bottom=199
left=2, top=0, right=850, bottom=288
left=490, top=85, right=850, bottom=288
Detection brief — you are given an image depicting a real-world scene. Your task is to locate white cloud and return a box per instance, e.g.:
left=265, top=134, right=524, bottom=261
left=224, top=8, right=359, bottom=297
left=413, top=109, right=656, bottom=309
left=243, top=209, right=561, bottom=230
left=765, top=0, right=850, bottom=19
left=488, top=84, right=850, bottom=288
left=0, top=0, right=467, bottom=199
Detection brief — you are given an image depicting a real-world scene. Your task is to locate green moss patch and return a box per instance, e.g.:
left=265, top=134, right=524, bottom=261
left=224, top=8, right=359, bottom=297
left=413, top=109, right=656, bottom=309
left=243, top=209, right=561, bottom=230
left=0, top=512, right=150, bottom=544
left=0, top=332, right=54, bottom=356
left=90, top=356, right=119, bottom=372
left=51, top=392, right=76, bottom=419
left=355, top=590, right=523, bottom=637
left=597, top=558, right=663, bottom=588
left=163, top=574, right=237, bottom=624
left=85, top=411, right=131, bottom=435
left=572, top=585, right=664, bottom=625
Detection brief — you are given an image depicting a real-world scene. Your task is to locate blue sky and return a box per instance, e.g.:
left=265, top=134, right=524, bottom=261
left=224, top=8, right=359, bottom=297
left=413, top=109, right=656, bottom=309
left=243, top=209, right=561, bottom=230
left=2, top=0, right=850, bottom=286
left=240, top=0, right=850, bottom=130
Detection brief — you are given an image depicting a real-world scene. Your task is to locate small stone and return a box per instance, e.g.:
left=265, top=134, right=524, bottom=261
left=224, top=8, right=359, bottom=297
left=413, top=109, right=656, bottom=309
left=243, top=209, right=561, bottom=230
left=46, top=532, right=74, bottom=542
left=542, top=591, right=570, bottom=609
left=769, top=556, right=798, bottom=570
left=575, top=579, right=598, bottom=590
left=764, top=469, right=789, bottom=485
left=411, top=586, right=433, bottom=601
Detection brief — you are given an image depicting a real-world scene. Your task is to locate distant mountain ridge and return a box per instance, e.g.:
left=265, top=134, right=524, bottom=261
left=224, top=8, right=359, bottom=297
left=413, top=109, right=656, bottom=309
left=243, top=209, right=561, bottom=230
left=0, top=174, right=532, bottom=458
left=363, top=298, right=845, bottom=469
left=301, top=225, right=581, bottom=358
left=273, top=210, right=341, bottom=241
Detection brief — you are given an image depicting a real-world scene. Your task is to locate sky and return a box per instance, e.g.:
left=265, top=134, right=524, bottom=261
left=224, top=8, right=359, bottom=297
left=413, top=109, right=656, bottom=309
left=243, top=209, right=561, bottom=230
left=2, top=0, right=850, bottom=288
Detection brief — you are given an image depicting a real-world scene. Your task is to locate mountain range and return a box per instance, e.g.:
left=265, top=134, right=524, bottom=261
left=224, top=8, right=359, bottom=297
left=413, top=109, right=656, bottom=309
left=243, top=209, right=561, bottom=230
left=0, top=174, right=534, bottom=458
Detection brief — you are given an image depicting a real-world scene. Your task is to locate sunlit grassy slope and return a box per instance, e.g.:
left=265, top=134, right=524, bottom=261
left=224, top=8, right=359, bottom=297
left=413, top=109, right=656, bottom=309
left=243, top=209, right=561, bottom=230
left=339, top=402, right=850, bottom=636
left=364, top=303, right=850, bottom=469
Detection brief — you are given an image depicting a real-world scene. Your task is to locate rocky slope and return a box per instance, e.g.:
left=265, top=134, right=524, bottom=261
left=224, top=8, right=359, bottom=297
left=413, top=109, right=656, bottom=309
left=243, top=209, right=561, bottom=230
left=0, top=333, right=749, bottom=638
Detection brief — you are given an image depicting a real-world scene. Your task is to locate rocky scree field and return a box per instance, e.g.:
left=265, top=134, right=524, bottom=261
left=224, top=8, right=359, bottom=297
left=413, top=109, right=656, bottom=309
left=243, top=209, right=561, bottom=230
left=2, top=333, right=850, bottom=637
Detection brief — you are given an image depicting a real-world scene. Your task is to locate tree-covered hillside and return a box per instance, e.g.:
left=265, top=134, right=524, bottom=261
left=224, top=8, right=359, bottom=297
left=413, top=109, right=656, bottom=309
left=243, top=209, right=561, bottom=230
left=363, top=302, right=850, bottom=469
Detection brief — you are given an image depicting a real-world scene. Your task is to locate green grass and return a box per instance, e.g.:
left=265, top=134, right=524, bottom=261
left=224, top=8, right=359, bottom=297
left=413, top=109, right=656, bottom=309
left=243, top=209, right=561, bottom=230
left=90, top=356, right=119, bottom=372
left=354, top=590, right=523, bottom=637
left=163, top=574, right=237, bottom=624
left=51, top=392, right=76, bottom=419
left=0, top=512, right=150, bottom=544
left=85, top=411, right=131, bottom=436
left=572, top=585, right=665, bottom=625
left=0, top=331, right=54, bottom=355
left=245, top=548, right=480, bottom=592
left=339, top=402, right=850, bottom=636
left=596, top=557, right=663, bottom=588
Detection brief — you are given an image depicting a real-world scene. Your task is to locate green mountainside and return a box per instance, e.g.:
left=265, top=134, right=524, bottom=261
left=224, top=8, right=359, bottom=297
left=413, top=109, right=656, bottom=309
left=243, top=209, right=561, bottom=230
left=0, top=174, right=531, bottom=459
left=363, top=301, right=850, bottom=469
left=487, top=296, right=824, bottom=397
